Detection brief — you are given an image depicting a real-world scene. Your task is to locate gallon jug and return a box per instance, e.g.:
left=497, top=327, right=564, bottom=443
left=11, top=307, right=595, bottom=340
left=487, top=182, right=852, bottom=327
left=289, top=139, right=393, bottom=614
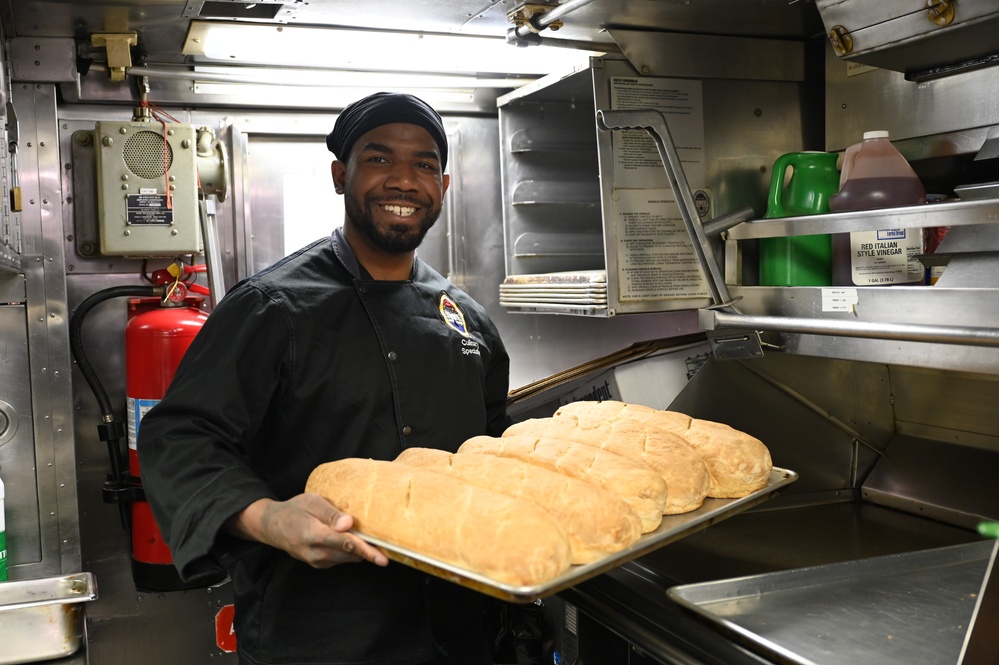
left=759, top=151, right=839, bottom=286
left=829, top=131, right=926, bottom=286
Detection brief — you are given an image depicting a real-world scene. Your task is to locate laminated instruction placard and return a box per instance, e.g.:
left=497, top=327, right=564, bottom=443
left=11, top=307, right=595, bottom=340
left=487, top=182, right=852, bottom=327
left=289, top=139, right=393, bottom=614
left=609, top=77, right=709, bottom=301
left=610, top=77, right=705, bottom=190
left=612, top=188, right=710, bottom=300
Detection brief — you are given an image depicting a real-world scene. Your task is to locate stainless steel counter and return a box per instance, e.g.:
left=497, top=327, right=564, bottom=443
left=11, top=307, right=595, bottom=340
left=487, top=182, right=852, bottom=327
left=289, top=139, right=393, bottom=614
left=557, top=502, right=986, bottom=665
left=668, top=540, right=995, bottom=665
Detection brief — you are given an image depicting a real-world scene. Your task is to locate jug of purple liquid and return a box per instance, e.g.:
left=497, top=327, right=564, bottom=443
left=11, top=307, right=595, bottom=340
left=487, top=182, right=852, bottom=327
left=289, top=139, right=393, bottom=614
left=829, top=131, right=926, bottom=286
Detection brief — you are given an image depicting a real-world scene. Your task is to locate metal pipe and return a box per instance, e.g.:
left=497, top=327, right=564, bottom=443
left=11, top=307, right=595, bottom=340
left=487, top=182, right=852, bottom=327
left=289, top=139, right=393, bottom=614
left=515, top=0, right=602, bottom=38
left=700, top=310, right=999, bottom=348
left=702, top=206, right=754, bottom=238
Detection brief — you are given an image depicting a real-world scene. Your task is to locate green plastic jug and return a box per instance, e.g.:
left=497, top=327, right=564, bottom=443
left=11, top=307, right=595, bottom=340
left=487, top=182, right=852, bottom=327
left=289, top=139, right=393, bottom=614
left=759, top=151, right=840, bottom=286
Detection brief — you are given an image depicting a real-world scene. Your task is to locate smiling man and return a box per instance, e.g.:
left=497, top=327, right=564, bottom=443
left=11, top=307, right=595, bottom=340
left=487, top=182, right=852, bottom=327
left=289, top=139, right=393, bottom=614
left=138, top=92, right=513, bottom=665
left=328, top=93, right=452, bottom=276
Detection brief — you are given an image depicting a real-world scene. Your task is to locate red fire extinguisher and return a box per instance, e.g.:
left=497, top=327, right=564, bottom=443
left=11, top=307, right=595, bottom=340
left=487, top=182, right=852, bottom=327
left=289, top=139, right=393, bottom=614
left=124, top=285, right=208, bottom=592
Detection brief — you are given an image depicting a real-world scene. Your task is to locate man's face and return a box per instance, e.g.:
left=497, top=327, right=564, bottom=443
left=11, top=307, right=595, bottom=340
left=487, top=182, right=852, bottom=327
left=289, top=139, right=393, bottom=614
left=334, top=123, right=450, bottom=254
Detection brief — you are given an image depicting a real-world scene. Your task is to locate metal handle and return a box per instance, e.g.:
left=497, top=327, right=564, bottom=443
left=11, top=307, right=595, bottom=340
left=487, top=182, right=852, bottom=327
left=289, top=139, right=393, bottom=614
left=596, top=109, right=734, bottom=309
left=699, top=309, right=999, bottom=347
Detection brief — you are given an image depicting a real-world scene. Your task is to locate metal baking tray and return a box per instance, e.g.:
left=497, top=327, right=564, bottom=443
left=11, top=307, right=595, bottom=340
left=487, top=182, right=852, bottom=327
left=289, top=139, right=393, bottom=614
left=0, top=572, right=98, bottom=665
left=667, top=539, right=995, bottom=665
left=358, top=466, right=797, bottom=603
left=954, top=181, right=999, bottom=201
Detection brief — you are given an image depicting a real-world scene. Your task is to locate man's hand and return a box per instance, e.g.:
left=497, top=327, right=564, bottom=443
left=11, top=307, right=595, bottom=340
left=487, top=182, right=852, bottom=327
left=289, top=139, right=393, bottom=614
left=225, top=495, right=389, bottom=568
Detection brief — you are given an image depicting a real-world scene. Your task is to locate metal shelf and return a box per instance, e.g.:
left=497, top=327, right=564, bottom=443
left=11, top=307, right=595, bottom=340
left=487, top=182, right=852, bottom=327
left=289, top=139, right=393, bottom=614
left=700, top=285, right=999, bottom=372
left=726, top=198, right=999, bottom=240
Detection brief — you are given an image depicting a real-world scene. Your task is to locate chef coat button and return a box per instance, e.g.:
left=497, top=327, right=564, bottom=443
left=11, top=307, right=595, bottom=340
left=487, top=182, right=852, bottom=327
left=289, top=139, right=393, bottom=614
left=402, top=426, right=412, bottom=436
left=387, top=351, right=398, bottom=361
left=357, top=285, right=366, bottom=293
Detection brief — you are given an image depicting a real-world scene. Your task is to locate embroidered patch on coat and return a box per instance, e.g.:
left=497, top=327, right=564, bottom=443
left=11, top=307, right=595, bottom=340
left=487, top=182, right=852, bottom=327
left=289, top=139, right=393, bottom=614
left=438, top=292, right=468, bottom=336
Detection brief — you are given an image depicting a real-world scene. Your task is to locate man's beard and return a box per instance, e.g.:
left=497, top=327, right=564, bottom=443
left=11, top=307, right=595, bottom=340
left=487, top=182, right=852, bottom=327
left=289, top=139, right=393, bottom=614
left=345, top=195, right=440, bottom=253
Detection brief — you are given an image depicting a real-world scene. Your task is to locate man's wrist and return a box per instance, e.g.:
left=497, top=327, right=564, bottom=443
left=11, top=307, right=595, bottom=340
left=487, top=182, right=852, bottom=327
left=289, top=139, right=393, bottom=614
left=223, top=498, right=273, bottom=543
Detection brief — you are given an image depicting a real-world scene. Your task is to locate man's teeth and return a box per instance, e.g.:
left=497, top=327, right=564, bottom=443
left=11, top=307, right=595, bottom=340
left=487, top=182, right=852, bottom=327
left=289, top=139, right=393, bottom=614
left=383, top=204, right=416, bottom=216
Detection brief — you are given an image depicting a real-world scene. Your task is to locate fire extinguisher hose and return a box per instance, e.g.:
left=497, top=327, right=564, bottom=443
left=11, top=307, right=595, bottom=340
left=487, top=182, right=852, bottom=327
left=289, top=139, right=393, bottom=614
left=69, top=285, right=162, bottom=511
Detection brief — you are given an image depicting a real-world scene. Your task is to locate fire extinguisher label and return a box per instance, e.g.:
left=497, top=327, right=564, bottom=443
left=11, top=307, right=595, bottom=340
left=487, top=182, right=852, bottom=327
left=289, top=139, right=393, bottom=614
left=127, top=396, right=161, bottom=452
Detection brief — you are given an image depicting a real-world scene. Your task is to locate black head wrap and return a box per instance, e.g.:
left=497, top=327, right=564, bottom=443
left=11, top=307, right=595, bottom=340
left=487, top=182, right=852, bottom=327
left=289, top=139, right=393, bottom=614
left=326, top=92, right=448, bottom=170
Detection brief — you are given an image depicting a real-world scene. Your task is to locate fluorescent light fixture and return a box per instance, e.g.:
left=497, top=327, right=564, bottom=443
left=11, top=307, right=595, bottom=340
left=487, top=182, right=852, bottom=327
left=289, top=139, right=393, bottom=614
left=193, top=82, right=477, bottom=109
left=191, top=65, right=531, bottom=89
left=183, top=20, right=598, bottom=76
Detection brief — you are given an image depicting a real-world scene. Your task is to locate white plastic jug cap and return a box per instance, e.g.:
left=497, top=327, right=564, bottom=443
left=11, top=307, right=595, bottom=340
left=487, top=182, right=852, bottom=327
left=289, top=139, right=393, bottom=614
left=863, top=130, right=890, bottom=140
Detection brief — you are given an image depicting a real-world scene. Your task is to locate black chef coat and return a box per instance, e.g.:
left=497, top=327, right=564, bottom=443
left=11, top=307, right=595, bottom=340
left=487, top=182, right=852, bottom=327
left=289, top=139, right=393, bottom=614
left=138, top=227, right=513, bottom=665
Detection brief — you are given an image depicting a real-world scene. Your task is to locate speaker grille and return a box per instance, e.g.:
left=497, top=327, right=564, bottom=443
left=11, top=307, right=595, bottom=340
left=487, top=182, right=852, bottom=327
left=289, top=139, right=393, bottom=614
left=123, top=130, right=174, bottom=179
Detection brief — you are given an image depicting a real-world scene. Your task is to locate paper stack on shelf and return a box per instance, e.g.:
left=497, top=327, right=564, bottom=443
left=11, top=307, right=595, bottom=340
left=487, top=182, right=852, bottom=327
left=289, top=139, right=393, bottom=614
left=500, top=270, right=608, bottom=311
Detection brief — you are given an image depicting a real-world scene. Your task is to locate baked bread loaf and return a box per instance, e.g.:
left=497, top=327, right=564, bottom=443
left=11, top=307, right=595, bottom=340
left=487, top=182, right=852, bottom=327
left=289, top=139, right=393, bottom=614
left=554, top=400, right=662, bottom=428
left=458, top=435, right=666, bottom=533
left=655, top=410, right=693, bottom=431
left=395, top=447, right=642, bottom=564
left=507, top=407, right=710, bottom=514
left=544, top=400, right=772, bottom=501
left=305, top=457, right=571, bottom=586
left=672, top=417, right=773, bottom=498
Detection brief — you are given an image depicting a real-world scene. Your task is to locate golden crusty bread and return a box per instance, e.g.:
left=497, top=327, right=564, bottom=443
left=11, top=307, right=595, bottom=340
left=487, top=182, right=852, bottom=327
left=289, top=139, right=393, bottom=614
left=656, top=410, right=694, bottom=431
left=674, top=418, right=773, bottom=497
left=548, top=400, right=772, bottom=500
left=507, top=408, right=710, bottom=514
left=648, top=407, right=773, bottom=497
left=458, top=435, right=666, bottom=533
left=305, top=457, right=571, bottom=587
left=395, top=447, right=642, bottom=564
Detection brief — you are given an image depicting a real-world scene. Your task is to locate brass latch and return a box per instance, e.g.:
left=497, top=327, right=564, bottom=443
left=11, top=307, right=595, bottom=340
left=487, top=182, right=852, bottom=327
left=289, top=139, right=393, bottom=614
left=927, top=0, right=956, bottom=26
left=91, top=32, right=138, bottom=81
left=828, top=25, right=854, bottom=56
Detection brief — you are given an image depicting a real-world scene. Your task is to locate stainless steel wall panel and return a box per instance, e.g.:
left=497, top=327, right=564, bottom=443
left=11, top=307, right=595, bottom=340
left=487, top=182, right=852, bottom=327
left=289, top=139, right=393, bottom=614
left=701, top=77, right=821, bottom=224
left=0, top=273, right=25, bottom=303
left=438, top=118, right=506, bottom=308
left=9, top=37, right=77, bottom=83
left=229, top=121, right=254, bottom=284
left=0, top=29, right=22, bottom=274
left=667, top=355, right=875, bottom=497
left=10, top=83, right=81, bottom=579
left=824, top=41, right=999, bottom=151
left=863, top=434, right=999, bottom=529
left=735, top=352, right=897, bottom=449
left=890, top=365, right=999, bottom=444
left=610, top=29, right=808, bottom=82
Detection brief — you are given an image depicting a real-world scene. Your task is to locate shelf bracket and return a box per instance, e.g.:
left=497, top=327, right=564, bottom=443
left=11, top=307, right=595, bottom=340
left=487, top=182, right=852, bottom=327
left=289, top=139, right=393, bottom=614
left=91, top=32, right=137, bottom=82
